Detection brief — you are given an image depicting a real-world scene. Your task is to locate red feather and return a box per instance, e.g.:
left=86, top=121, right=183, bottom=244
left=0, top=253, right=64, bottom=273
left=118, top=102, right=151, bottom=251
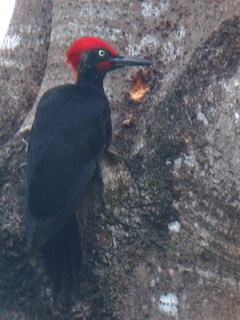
left=66, top=36, right=119, bottom=75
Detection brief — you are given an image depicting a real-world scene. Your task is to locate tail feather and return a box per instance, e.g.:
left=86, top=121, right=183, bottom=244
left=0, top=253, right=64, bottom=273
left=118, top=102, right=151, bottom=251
left=41, top=214, right=81, bottom=300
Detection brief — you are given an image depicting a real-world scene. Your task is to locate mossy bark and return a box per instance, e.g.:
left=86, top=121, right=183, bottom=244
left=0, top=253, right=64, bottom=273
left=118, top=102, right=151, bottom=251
left=0, top=0, right=240, bottom=319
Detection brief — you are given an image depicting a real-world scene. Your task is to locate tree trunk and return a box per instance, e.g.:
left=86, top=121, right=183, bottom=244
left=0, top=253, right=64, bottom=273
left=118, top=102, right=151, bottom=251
left=0, top=0, right=239, bottom=319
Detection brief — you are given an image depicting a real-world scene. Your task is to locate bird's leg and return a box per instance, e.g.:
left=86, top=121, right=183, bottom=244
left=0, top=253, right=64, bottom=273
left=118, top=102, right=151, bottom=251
left=105, top=146, right=127, bottom=161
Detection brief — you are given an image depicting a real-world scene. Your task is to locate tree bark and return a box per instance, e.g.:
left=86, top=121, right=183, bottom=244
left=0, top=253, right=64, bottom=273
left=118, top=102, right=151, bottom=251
left=0, top=0, right=239, bottom=319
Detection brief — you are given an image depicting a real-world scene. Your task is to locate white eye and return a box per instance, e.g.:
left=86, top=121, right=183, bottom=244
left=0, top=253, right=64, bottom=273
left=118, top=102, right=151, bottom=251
left=99, top=49, right=106, bottom=57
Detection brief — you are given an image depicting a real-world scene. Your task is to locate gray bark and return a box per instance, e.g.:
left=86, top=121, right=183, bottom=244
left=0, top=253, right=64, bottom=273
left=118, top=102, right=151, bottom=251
left=0, top=0, right=239, bottom=319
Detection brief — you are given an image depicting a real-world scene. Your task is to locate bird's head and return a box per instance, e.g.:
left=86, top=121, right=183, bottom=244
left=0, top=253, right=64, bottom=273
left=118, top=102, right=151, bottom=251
left=66, top=36, right=151, bottom=78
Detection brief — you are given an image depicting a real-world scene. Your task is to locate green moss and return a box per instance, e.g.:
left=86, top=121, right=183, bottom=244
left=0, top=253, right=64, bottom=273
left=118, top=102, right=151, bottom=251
left=147, top=176, right=164, bottom=191
left=104, top=189, right=122, bottom=208
left=104, top=182, right=130, bottom=207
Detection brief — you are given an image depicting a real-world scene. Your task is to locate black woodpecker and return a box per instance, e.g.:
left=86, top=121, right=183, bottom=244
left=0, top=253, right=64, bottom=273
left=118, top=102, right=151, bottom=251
left=25, top=36, right=151, bottom=294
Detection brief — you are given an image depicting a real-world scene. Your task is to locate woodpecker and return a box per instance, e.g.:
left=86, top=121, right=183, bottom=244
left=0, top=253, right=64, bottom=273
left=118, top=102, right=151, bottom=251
left=25, top=36, right=151, bottom=293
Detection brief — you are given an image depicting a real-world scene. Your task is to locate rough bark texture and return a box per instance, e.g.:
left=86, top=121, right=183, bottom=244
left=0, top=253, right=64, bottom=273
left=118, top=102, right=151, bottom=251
left=0, top=0, right=239, bottom=319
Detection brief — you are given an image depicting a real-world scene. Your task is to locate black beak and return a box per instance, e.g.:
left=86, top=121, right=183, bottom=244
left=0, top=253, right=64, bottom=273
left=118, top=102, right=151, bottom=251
left=109, top=55, right=152, bottom=68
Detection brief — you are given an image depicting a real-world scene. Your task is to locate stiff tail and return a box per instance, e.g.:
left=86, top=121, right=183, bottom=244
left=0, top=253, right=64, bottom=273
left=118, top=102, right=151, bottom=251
left=41, top=214, right=81, bottom=301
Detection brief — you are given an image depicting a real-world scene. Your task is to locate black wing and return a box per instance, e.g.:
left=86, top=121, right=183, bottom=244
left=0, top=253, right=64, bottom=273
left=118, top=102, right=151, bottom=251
left=25, top=84, right=111, bottom=242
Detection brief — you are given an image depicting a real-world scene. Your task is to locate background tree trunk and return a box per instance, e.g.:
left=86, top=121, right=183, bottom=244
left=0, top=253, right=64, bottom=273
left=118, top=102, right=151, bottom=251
left=0, top=0, right=239, bottom=319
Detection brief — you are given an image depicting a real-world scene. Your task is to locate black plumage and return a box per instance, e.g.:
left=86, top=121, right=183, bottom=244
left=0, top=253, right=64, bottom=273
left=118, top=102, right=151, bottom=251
left=25, top=36, right=151, bottom=296
left=25, top=84, right=111, bottom=243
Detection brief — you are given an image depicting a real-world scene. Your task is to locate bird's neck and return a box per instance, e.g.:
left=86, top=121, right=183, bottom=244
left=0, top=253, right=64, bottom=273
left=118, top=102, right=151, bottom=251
left=76, top=67, right=106, bottom=94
